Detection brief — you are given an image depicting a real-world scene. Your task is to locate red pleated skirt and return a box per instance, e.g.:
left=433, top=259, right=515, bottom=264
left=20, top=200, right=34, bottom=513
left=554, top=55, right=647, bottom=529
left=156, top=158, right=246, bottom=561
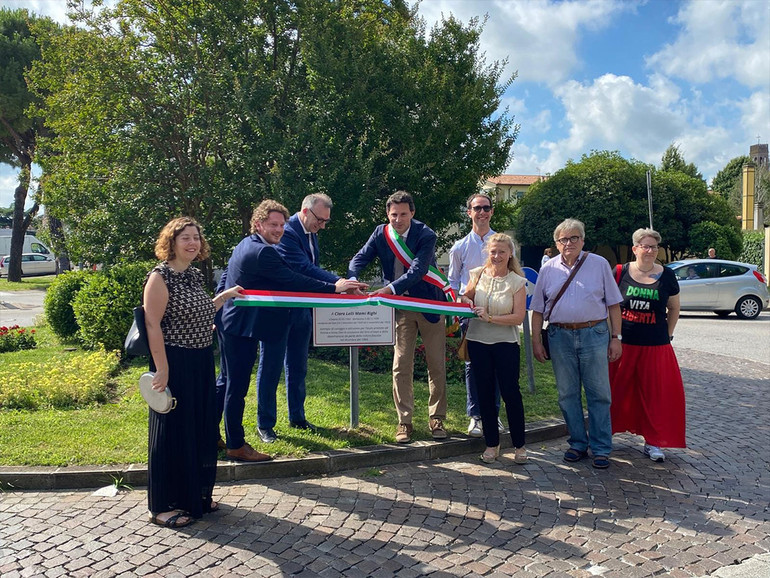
left=609, top=343, right=686, bottom=448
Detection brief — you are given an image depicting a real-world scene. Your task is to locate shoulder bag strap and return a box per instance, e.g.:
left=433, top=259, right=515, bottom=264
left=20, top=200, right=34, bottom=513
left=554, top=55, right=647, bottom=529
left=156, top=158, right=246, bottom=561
left=543, top=252, right=588, bottom=321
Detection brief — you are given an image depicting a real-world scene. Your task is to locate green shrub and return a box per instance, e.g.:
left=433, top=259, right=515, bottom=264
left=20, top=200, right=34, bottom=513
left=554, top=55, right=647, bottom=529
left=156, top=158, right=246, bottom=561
left=739, top=230, right=765, bottom=268
left=72, top=262, right=154, bottom=351
left=44, top=269, right=93, bottom=340
left=0, top=347, right=119, bottom=409
left=689, top=220, right=742, bottom=259
left=0, top=325, right=37, bottom=353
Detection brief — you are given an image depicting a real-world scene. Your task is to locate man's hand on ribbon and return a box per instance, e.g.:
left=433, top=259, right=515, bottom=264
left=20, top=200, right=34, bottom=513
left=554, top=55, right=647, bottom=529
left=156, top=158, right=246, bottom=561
left=335, top=278, right=368, bottom=294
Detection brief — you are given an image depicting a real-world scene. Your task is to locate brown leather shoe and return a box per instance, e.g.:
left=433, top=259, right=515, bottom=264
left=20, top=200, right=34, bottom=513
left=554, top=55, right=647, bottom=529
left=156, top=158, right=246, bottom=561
left=395, top=423, right=413, bottom=443
left=226, top=443, right=272, bottom=462
left=429, top=418, right=448, bottom=440
left=217, top=437, right=227, bottom=450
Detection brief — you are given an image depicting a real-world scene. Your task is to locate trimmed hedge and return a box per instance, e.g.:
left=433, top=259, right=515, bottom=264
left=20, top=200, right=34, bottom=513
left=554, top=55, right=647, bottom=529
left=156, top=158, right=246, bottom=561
left=44, top=269, right=94, bottom=340
left=739, top=230, right=764, bottom=269
left=72, top=262, right=153, bottom=351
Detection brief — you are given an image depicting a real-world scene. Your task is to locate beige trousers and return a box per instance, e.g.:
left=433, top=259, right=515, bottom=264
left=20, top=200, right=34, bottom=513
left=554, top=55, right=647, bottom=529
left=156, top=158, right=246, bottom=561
left=392, top=310, right=447, bottom=424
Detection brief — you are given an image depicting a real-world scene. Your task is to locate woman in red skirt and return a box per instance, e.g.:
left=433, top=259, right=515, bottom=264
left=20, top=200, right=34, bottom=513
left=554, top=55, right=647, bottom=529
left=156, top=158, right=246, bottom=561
left=610, top=228, right=686, bottom=462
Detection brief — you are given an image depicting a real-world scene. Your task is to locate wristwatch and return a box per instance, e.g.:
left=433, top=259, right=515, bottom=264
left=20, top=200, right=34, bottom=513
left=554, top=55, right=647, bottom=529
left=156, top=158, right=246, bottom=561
left=611, top=334, right=622, bottom=341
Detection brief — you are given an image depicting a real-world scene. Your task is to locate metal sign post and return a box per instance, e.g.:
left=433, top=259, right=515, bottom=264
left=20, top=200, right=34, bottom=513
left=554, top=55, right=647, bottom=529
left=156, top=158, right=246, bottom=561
left=521, top=267, right=539, bottom=393
left=313, top=306, right=395, bottom=428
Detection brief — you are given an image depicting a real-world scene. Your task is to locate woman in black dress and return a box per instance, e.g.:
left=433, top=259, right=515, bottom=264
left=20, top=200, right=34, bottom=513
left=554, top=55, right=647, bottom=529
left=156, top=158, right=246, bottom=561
left=144, top=217, right=242, bottom=528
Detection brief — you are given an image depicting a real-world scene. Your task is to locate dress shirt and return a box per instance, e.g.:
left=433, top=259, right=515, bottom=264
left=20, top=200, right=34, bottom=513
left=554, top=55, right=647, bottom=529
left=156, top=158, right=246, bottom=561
left=448, top=228, right=496, bottom=295
left=388, top=226, right=410, bottom=293
left=297, top=219, right=315, bottom=263
left=530, top=251, right=623, bottom=323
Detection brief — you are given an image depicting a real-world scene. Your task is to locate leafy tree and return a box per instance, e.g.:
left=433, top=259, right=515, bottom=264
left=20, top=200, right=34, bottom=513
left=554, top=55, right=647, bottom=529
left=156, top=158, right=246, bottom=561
left=0, top=8, right=57, bottom=281
left=0, top=204, right=12, bottom=228
left=711, top=155, right=750, bottom=202
left=660, top=143, right=703, bottom=181
left=688, top=221, right=742, bottom=260
left=29, top=0, right=516, bottom=281
left=513, top=150, right=737, bottom=261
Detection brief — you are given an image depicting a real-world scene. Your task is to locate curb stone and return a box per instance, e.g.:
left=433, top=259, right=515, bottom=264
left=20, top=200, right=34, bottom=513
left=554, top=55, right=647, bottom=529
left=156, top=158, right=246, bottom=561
left=0, top=418, right=568, bottom=491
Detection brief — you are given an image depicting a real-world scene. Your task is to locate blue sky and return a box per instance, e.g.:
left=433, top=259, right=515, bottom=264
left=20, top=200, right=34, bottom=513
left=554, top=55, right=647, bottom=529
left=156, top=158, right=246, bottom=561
left=2, top=0, right=769, bottom=210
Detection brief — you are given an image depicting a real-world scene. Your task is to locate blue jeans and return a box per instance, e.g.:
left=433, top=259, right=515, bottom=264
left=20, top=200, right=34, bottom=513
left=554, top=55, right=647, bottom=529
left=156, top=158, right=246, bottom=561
left=256, top=308, right=311, bottom=429
left=548, top=322, right=613, bottom=457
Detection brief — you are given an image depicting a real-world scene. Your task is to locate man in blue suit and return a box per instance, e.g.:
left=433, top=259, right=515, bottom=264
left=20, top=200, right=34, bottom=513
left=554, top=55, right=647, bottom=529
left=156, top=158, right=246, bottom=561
left=348, top=191, right=448, bottom=444
left=218, top=199, right=363, bottom=461
left=255, top=193, right=363, bottom=443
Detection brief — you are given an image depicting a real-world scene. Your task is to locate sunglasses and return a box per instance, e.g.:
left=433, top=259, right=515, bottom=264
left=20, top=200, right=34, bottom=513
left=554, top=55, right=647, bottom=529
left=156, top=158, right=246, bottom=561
left=471, top=205, right=492, bottom=213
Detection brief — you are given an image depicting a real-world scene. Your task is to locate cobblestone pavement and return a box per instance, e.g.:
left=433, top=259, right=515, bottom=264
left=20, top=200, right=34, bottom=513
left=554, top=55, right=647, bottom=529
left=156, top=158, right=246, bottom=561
left=1, top=348, right=768, bottom=578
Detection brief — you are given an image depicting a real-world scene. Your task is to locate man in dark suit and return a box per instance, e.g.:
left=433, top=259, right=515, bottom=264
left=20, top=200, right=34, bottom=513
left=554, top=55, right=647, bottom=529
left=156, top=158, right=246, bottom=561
left=348, top=191, right=448, bottom=443
left=218, top=199, right=363, bottom=461
left=255, top=193, right=363, bottom=443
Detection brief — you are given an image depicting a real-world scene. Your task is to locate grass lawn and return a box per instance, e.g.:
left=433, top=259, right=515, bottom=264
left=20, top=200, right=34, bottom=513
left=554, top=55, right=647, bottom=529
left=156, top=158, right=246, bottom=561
left=0, top=274, right=58, bottom=291
left=0, top=325, right=562, bottom=467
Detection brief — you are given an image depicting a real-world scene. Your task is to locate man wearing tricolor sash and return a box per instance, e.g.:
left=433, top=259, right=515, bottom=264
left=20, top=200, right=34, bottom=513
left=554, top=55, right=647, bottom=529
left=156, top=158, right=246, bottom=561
left=348, top=191, right=448, bottom=443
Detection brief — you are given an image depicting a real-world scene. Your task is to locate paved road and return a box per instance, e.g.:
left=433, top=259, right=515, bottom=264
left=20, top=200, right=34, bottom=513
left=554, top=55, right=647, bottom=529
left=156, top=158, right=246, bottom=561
left=0, top=290, right=46, bottom=327
left=673, top=311, right=769, bottom=365
left=1, top=348, right=768, bottom=577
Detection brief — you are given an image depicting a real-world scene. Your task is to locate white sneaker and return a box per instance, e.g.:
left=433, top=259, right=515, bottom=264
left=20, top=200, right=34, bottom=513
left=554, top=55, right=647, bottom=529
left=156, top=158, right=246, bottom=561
left=498, top=418, right=506, bottom=433
left=467, top=417, right=483, bottom=437
left=643, top=444, right=665, bottom=462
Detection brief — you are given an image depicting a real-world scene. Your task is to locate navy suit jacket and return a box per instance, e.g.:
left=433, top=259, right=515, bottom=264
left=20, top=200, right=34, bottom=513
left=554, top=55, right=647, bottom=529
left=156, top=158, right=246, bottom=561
left=347, top=219, right=444, bottom=322
left=276, top=213, right=339, bottom=284
left=220, top=234, right=336, bottom=341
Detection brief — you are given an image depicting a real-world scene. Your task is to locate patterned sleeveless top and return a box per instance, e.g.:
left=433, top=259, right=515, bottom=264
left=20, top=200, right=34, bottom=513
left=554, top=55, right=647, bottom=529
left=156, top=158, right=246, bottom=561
left=148, top=262, right=216, bottom=349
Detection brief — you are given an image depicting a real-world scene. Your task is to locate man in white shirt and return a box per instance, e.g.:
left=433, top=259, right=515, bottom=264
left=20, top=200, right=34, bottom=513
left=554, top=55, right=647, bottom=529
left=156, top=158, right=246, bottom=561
left=448, top=193, right=503, bottom=437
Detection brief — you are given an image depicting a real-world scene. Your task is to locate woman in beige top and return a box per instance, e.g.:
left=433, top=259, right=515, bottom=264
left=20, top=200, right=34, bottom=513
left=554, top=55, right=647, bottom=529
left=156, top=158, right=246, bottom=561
left=460, top=233, right=528, bottom=464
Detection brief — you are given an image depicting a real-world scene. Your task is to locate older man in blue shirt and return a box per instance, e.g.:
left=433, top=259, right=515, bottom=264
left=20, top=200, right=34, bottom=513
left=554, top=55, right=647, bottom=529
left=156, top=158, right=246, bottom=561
left=531, top=218, right=623, bottom=469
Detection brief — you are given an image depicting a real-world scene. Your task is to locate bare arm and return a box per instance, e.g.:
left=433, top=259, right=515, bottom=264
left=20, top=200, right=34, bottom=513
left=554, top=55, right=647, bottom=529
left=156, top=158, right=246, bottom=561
left=143, top=272, right=169, bottom=391
left=607, top=303, right=622, bottom=362
left=473, top=286, right=526, bottom=326
left=213, top=285, right=244, bottom=312
left=666, top=294, right=680, bottom=339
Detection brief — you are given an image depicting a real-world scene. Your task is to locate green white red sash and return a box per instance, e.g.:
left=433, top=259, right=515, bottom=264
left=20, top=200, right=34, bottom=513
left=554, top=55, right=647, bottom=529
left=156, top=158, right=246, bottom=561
left=384, top=225, right=456, bottom=302
left=234, top=290, right=475, bottom=317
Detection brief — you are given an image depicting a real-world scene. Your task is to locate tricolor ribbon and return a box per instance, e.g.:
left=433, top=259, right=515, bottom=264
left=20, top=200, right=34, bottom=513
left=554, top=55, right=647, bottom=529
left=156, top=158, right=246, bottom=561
left=384, top=225, right=457, bottom=302
left=233, top=290, right=476, bottom=318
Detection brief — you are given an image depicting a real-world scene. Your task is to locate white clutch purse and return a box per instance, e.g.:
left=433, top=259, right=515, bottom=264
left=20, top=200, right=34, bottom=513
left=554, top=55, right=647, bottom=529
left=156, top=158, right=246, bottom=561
left=139, top=372, right=177, bottom=414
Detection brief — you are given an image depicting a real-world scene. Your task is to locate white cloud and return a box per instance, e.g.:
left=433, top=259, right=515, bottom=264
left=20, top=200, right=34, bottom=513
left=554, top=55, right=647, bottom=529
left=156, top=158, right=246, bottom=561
left=548, top=74, right=684, bottom=163
left=738, top=91, right=770, bottom=144
left=646, top=0, right=770, bottom=89
left=0, top=170, right=18, bottom=209
left=0, top=0, right=71, bottom=23
left=417, top=0, right=632, bottom=86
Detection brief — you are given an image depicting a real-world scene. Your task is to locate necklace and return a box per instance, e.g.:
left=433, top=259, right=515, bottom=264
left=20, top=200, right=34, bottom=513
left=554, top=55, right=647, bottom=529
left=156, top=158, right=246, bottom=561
left=636, top=262, right=655, bottom=273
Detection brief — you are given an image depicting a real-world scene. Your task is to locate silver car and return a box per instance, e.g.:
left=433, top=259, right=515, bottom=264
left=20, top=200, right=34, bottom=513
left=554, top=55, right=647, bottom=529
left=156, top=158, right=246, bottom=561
left=666, top=259, right=769, bottom=320
left=0, top=253, right=58, bottom=278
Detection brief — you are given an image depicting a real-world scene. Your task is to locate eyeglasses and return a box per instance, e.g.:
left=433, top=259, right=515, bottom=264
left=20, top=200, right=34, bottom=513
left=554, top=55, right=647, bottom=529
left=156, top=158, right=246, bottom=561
left=556, top=236, right=582, bottom=245
left=309, top=207, right=331, bottom=224
left=471, top=205, right=492, bottom=213
left=636, top=244, right=659, bottom=252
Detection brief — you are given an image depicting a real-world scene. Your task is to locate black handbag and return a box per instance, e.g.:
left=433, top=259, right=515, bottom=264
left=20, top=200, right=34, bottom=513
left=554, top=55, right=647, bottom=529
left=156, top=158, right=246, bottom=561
left=540, top=327, right=551, bottom=359
left=124, top=306, right=150, bottom=356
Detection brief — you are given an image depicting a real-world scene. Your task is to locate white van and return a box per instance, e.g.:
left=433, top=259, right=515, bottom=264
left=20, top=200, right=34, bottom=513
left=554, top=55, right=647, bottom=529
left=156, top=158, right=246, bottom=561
left=0, top=230, right=54, bottom=257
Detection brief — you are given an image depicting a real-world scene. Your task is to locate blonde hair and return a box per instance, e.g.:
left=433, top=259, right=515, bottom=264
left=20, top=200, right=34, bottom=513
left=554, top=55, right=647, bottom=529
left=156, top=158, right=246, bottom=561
left=250, top=200, right=290, bottom=234
left=155, top=217, right=210, bottom=261
left=484, top=233, right=524, bottom=276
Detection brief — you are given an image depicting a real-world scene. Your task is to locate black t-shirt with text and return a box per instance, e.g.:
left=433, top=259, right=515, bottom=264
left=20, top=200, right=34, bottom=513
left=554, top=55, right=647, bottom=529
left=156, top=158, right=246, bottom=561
left=618, top=264, right=680, bottom=346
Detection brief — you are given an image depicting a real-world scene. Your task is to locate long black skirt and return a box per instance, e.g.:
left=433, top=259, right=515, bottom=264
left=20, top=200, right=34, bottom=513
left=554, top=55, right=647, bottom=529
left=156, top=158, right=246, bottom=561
left=148, top=344, right=218, bottom=518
